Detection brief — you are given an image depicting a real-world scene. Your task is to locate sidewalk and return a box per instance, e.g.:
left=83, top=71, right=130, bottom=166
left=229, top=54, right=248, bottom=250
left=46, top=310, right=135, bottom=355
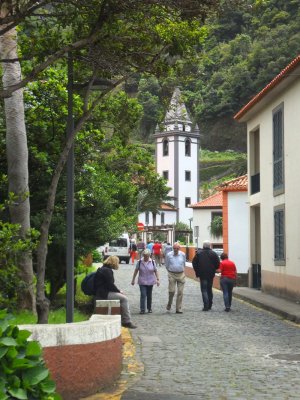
left=186, top=262, right=300, bottom=324
left=233, top=286, right=300, bottom=324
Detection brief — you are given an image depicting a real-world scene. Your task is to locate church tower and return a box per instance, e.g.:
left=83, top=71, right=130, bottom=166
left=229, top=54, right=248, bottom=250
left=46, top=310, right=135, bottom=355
left=154, top=87, right=200, bottom=225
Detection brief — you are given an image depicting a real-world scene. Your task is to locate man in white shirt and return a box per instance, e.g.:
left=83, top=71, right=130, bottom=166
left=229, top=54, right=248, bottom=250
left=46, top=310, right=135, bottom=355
left=165, top=242, right=186, bottom=314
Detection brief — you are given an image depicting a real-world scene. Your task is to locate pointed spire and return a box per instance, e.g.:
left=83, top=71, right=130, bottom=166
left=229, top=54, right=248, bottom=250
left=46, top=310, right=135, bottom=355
left=164, top=87, right=192, bottom=125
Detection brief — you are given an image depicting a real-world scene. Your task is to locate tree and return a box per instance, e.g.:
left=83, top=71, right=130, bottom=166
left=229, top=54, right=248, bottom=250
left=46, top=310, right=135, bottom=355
left=1, top=0, right=221, bottom=322
left=0, top=5, right=35, bottom=311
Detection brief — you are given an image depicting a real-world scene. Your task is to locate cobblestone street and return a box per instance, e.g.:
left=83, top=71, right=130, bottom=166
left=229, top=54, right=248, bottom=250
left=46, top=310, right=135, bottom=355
left=113, top=263, right=300, bottom=400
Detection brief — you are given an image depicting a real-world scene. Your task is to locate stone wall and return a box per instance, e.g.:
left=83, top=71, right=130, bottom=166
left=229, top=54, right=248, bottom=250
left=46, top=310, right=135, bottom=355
left=20, top=315, right=122, bottom=399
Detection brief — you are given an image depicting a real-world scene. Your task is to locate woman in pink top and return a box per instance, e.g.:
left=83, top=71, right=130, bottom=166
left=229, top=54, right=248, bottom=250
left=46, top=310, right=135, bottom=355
left=131, top=249, right=160, bottom=314
left=218, top=253, right=237, bottom=312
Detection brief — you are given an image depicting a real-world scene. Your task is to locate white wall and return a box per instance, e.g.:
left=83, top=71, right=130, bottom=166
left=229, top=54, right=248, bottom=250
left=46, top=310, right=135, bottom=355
left=138, top=210, right=177, bottom=227
left=247, top=77, right=300, bottom=279
left=156, top=136, right=175, bottom=197
left=192, top=208, right=223, bottom=248
left=177, top=135, right=198, bottom=224
left=228, top=192, right=249, bottom=273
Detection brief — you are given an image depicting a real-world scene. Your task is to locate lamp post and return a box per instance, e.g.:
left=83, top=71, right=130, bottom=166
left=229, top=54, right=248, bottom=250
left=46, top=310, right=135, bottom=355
left=65, top=63, right=114, bottom=322
left=66, top=52, right=74, bottom=323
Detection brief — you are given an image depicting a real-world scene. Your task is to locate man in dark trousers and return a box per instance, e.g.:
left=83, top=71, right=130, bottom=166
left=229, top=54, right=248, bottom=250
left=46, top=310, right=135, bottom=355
left=192, top=240, right=220, bottom=311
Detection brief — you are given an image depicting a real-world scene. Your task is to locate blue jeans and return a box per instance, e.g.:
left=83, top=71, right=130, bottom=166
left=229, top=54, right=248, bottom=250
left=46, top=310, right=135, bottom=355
left=139, top=285, right=153, bottom=312
left=220, top=277, right=235, bottom=309
left=200, top=278, right=214, bottom=309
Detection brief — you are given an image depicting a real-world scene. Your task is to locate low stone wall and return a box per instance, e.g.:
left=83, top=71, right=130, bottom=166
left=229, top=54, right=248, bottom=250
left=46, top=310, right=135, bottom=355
left=180, top=246, right=197, bottom=262
left=185, top=266, right=220, bottom=289
left=94, top=299, right=121, bottom=315
left=20, top=315, right=122, bottom=400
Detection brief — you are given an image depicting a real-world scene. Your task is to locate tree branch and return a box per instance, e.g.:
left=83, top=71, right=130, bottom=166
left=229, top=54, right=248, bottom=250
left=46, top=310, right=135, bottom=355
left=0, top=32, right=100, bottom=98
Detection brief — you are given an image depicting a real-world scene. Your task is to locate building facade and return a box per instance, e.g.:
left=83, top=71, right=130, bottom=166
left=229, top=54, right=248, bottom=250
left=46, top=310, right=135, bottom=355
left=190, top=191, right=223, bottom=249
left=154, top=87, right=200, bottom=225
left=235, top=55, right=300, bottom=300
left=139, top=87, right=200, bottom=230
left=218, top=175, right=249, bottom=275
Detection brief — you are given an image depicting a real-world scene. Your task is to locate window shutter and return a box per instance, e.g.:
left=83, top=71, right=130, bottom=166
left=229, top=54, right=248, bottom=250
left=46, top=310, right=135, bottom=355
left=273, top=109, right=283, bottom=189
left=274, top=209, right=285, bottom=261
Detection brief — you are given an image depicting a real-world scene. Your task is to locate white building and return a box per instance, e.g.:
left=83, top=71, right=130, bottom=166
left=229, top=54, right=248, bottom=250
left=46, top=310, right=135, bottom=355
left=189, top=191, right=223, bottom=249
left=235, top=55, right=300, bottom=299
left=153, top=87, right=200, bottom=225
left=138, top=88, right=200, bottom=231
left=218, top=175, right=249, bottom=276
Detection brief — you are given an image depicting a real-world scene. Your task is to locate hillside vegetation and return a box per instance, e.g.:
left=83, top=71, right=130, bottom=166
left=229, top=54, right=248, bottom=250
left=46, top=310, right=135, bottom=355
left=200, top=149, right=247, bottom=197
left=132, top=0, right=300, bottom=190
left=134, top=0, right=300, bottom=146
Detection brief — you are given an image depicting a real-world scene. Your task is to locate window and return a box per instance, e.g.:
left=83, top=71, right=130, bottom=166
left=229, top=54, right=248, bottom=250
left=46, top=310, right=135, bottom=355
left=161, top=212, right=165, bottom=225
left=185, top=197, right=191, bottom=207
left=163, top=139, right=169, bottom=156
left=274, top=206, right=285, bottom=264
left=145, top=211, right=149, bottom=225
left=185, top=171, right=191, bottom=181
left=163, top=170, right=169, bottom=180
left=273, top=106, right=284, bottom=194
left=211, top=211, right=222, bottom=223
left=185, top=138, right=191, bottom=156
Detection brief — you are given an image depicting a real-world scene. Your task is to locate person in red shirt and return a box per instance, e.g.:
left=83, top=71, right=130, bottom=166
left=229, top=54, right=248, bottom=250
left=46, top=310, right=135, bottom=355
left=217, top=253, right=237, bottom=312
left=152, top=240, right=162, bottom=267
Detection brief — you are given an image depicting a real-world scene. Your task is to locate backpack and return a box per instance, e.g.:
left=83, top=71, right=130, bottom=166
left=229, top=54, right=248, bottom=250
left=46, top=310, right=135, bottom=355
left=81, top=272, right=96, bottom=296
left=137, top=259, right=155, bottom=269
left=131, top=243, right=137, bottom=251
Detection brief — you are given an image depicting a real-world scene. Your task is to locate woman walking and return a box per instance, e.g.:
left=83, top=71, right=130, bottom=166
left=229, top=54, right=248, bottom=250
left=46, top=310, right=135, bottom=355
left=218, top=253, right=237, bottom=312
left=131, top=249, right=160, bottom=314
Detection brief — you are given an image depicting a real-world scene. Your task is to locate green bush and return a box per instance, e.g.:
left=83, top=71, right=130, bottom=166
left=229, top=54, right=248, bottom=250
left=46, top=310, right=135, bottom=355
left=0, top=310, right=61, bottom=400
left=91, top=249, right=102, bottom=263
left=0, top=219, right=39, bottom=310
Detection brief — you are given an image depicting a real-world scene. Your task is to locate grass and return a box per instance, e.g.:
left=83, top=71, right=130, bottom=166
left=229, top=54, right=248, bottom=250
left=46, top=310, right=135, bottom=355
left=13, top=265, right=97, bottom=325
left=200, top=149, right=246, bottom=163
left=14, top=307, right=89, bottom=325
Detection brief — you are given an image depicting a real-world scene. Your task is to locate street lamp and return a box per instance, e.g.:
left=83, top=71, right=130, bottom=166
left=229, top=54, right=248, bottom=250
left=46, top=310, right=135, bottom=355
left=66, top=52, right=74, bottom=323
left=66, top=55, right=114, bottom=322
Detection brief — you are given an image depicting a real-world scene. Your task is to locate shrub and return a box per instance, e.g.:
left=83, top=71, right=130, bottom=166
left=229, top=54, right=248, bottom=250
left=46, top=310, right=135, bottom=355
left=91, top=249, right=102, bottom=263
left=0, top=310, right=61, bottom=399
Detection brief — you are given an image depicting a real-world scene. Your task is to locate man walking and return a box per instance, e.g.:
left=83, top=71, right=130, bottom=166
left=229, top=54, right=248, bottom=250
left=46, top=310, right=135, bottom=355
left=165, top=242, right=186, bottom=314
left=192, top=240, right=220, bottom=311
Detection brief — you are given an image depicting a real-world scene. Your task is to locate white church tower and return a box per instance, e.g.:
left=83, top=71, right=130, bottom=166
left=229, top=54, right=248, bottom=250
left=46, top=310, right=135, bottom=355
left=154, top=87, right=200, bottom=225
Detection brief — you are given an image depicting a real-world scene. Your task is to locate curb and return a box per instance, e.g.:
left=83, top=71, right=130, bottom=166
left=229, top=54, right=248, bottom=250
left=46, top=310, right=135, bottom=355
left=81, top=327, right=143, bottom=400
left=233, top=292, right=300, bottom=325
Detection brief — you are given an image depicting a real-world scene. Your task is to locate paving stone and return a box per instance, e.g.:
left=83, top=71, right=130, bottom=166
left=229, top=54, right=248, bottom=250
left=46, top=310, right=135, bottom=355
left=113, top=263, right=300, bottom=399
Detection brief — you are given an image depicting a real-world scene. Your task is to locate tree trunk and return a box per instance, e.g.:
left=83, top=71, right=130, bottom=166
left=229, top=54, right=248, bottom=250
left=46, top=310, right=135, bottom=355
left=0, top=11, right=35, bottom=312
left=34, top=75, right=126, bottom=323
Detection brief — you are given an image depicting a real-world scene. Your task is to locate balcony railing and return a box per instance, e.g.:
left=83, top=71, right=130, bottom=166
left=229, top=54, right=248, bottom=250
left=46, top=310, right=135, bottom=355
left=251, top=173, right=260, bottom=194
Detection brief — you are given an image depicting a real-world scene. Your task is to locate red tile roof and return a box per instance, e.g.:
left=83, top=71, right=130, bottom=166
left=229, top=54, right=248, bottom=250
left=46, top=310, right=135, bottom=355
left=234, top=54, right=300, bottom=121
left=160, top=202, right=177, bottom=211
left=217, top=175, right=248, bottom=192
left=189, top=191, right=223, bottom=209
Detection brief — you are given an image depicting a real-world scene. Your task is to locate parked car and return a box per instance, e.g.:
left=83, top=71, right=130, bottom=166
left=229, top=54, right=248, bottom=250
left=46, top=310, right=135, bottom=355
left=102, top=233, right=130, bottom=264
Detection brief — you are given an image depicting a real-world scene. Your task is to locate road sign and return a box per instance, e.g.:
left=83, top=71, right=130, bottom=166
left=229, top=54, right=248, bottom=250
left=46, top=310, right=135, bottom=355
left=137, top=222, right=144, bottom=231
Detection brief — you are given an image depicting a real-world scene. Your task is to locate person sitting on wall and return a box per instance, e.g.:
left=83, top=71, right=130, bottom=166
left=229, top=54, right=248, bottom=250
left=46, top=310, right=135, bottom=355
left=94, top=255, right=137, bottom=329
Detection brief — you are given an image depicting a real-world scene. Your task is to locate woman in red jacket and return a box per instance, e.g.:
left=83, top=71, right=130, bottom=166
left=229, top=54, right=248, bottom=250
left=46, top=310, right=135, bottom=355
left=218, top=253, right=237, bottom=312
